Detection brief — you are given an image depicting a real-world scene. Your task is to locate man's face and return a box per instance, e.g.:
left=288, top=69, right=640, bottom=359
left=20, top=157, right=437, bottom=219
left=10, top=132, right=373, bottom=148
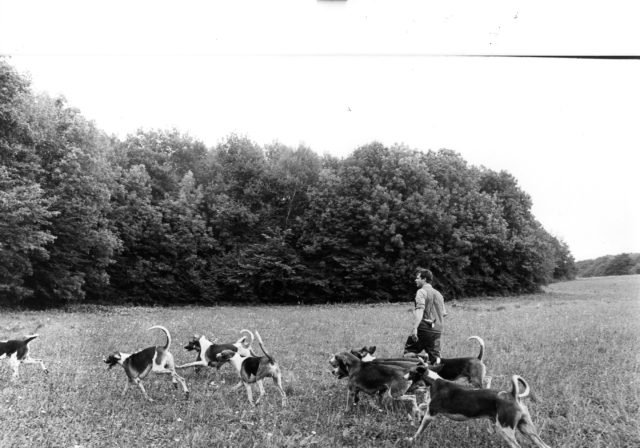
left=415, top=274, right=425, bottom=287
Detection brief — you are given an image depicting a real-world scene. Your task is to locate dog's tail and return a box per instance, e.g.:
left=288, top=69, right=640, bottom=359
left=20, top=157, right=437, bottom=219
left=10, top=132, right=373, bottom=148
left=511, top=375, right=530, bottom=400
left=255, top=331, right=274, bottom=363
left=467, top=336, right=485, bottom=361
left=23, top=334, right=39, bottom=344
left=148, top=325, right=171, bottom=350
left=237, top=329, right=254, bottom=348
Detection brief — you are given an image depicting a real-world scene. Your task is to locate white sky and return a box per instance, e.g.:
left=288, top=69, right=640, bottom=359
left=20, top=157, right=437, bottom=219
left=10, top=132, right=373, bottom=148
left=1, top=0, right=638, bottom=261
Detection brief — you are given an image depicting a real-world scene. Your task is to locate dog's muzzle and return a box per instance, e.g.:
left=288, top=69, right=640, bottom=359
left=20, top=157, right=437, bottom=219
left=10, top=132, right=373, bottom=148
left=104, top=358, right=118, bottom=369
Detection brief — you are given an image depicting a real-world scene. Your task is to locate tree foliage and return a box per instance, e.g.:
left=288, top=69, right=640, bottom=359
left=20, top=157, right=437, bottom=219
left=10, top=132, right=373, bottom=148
left=576, top=253, right=640, bottom=277
left=0, top=58, right=578, bottom=307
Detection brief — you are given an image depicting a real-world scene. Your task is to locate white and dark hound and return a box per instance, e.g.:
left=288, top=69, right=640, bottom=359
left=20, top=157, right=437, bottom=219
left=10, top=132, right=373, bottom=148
left=177, top=329, right=254, bottom=378
left=216, top=331, right=287, bottom=406
left=104, top=325, right=189, bottom=402
left=0, top=334, right=48, bottom=380
left=405, top=364, right=551, bottom=448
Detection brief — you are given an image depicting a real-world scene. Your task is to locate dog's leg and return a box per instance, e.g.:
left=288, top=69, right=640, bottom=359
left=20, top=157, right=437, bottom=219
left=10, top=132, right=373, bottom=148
left=409, top=403, right=434, bottom=442
left=121, top=379, right=131, bottom=397
left=175, top=360, right=208, bottom=370
left=255, top=379, right=266, bottom=404
left=21, top=356, right=48, bottom=374
left=518, top=416, right=551, bottom=448
left=345, top=388, right=355, bottom=411
left=494, top=424, right=521, bottom=448
left=273, top=375, right=288, bottom=406
left=169, top=370, right=189, bottom=398
left=244, top=382, right=255, bottom=405
left=133, top=378, right=153, bottom=402
left=396, top=395, right=420, bottom=423
left=8, top=355, right=20, bottom=380
left=151, top=367, right=190, bottom=399
left=164, top=356, right=190, bottom=398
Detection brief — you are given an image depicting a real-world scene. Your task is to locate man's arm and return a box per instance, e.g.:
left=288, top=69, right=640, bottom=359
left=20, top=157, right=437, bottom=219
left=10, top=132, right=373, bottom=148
left=411, top=290, right=425, bottom=339
left=412, top=308, right=424, bottom=338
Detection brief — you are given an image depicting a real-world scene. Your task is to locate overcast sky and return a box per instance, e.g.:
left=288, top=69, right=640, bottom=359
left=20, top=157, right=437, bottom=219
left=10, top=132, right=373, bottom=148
left=1, top=0, right=638, bottom=261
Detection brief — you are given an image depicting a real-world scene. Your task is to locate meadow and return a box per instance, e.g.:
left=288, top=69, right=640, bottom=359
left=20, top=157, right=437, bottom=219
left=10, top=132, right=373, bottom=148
left=1, top=275, right=638, bottom=448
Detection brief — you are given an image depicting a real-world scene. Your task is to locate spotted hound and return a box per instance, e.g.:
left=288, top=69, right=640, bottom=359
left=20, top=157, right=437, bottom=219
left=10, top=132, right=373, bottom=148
left=104, top=325, right=189, bottom=402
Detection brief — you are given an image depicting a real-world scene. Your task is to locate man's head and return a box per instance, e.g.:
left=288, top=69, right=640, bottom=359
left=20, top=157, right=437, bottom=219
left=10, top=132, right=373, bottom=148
left=415, top=268, right=433, bottom=287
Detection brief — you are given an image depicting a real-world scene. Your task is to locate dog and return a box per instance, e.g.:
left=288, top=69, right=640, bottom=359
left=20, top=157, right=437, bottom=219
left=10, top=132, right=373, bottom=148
left=177, top=329, right=254, bottom=380
left=329, top=351, right=421, bottom=419
left=103, top=325, right=189, bottom=402
left=216, top=331, right=287, bottom=406
left=0, top=334, right=48, bottom=380
left=352, top=335, right=491, bottom=388
left=405, top=364, right=551, bottom=448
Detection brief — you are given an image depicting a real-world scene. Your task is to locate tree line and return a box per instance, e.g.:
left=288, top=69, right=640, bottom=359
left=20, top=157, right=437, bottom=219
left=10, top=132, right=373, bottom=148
left=575, top=253, right=640, bottom=278
left=0, top=58, right=576, bottom=307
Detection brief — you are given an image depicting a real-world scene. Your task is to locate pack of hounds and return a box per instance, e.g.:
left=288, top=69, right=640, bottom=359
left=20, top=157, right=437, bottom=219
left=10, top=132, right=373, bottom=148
left=1, top=328, right=552, bottom=447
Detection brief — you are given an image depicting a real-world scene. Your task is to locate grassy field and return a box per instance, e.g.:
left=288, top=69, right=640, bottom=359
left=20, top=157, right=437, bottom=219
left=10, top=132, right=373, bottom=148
left=1, top=275, right=639, bottom=448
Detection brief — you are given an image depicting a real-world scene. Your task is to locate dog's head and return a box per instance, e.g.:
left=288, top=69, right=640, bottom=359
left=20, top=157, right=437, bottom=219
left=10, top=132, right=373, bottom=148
left=184, top=334, right=204, bottom=351
left=103, top=351, right=122, bottom=369
left=349, top=346, right=376, bottom=361
left=216, top=349, right=236, bottom=363
left=329, top=352, right=357, bottom=379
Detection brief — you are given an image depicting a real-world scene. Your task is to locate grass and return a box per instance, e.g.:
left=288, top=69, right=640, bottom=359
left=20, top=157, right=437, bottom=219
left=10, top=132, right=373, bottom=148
left=1, top=275, right=639, bottom=447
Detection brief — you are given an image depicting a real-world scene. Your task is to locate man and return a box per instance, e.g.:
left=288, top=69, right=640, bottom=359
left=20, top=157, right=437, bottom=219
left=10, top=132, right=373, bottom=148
left=403, top=269, right=446, bottom=363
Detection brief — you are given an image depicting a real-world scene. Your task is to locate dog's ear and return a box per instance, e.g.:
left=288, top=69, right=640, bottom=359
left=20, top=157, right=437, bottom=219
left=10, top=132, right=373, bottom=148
left=335, top=353, right=350, bottom=370
left=335, top=353, right=351, bottom=378
left=428, top=363, right=444, bottom=373
left=367, top=346, right=376, bottom=354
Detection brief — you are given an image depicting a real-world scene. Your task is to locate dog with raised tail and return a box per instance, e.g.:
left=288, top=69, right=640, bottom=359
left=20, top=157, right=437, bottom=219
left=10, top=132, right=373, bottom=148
left=103, top=325, right=189, bottom=402
left=216, top=331, right=287, bottom=406
left=405, top=364, right=551, bottom=448
left=353, top=335, right=491, bottom=388
left=177, top=329, right=254, bottom=378
left=0, top=334, right=48, bottom=381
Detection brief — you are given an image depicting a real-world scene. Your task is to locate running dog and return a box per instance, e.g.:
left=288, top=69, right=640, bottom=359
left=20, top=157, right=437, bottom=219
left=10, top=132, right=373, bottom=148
left=177, top=329, right=254, bottom=379
left=216, top=331, right=287, bottom=406
left=103, top=325, right=189, bottom=402
left=0, top=334, right=48, bottom=381
left=405, top=364, right=551, bottom=448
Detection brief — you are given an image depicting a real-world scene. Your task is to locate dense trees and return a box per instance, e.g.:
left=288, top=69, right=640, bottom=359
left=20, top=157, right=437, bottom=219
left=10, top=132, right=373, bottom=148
left=1, top=58, right=577, bottom=307
left=576, top=253, right=640, bottom=277
left=1, top=61, right=119, bottom=305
